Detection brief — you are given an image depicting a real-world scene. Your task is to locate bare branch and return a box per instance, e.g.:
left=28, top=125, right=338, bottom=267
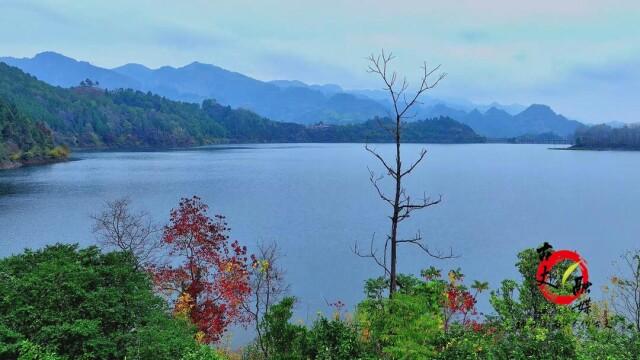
left=242, top=241, right=289, bottom=358
left=368, top=167, right=393, bottom=206
left=397, top=231, right=457, bottom=259
left=353, top=234, right=391, bottom=277
left=401, top=148, right=428, bottom=178
left=91, top=197, right=162, bottom=268
left=365, top=144, right=395, bottom=176
left=398, top=64, right=447, bottom=119
left=398, top=194, right=443, bottom=222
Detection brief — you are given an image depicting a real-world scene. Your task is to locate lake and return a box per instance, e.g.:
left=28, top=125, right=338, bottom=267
left=1, top=143, right=639, bottom=341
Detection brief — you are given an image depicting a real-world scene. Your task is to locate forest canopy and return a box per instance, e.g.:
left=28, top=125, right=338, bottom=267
left=0, top=62, right=484, bottom=152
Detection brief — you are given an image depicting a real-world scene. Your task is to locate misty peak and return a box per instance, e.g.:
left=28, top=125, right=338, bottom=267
left=183, top=61, right=214, bottom=70
left=468, top=108, right=482, bottom=116
left=115, top=63, right=151, bottom=72
left=521, top=104, right=556, bottom=116
left=33, top=51, right=78, bottom=64
left=484, top=107, right=510, bottom=117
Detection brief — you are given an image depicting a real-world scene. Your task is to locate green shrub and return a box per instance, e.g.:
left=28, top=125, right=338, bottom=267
left=16, top=341, right=64, bottom=360
left=47, top=145, right=70, bottom=159
left=0, top=244, right=206, bottom=359
left=180, top=345, right=226, bottom=360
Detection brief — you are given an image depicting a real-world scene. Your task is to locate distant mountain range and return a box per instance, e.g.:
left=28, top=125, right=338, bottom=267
left=1, top=52, right=387, bottom=125
left=418, top=103, right=585, bottom=138
left=1, top=52, right=585, bottom=138
left=0, top=62, right=483, bottom=157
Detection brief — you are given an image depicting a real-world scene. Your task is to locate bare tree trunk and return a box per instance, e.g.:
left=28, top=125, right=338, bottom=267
left=242, top=242, right=288, bottom=358
left=354, top=50, right=454, bottom=296
left=389, top=113, right=402, bottom=294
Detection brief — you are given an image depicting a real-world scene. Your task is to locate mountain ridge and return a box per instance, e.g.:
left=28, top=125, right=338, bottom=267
left=422, top=103, right=584, bottom=138
left=0, top=62, right=484, bottom=156
left=1, top=51, right=584, bottom=138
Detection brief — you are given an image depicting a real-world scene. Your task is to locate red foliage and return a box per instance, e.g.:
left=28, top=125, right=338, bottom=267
left=151, top=196, right=251, bottom=343
left=442, top=279, right=480, bottom=331
left=445, top=286, right=477, bottom=317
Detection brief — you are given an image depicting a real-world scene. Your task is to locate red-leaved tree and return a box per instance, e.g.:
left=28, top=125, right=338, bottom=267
left=151, top=196, right=251, bottom=343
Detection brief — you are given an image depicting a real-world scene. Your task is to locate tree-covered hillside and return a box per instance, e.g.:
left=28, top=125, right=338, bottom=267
left=203, top=100, right=484, bottom=144
left=0, top=62, right=484, bottom=151
left=0, top=98, right=68, bottom=168
left=0, top=62, right=227, bottom=148
left=304, top=117, right=483, bottom=143
left=1, top=52, right=389, bottom=125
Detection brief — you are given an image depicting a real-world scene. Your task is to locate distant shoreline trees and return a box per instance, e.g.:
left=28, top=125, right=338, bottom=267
left=574, top=124, right=640, bottom=150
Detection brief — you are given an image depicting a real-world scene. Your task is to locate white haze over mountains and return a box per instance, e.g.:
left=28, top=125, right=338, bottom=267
left=2, top=1, right=638, bottom=123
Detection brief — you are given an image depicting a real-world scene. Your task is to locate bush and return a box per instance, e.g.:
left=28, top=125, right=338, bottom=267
left=16, top=341, right=63, bottom=360
left=180, top=345, right=226, bottom=360
left=0, top=244, right=207, bottom=359
left=47, top=145, right=70, bottom=159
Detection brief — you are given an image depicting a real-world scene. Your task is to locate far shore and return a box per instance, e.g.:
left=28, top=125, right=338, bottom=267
left=555, top=145, right=640, bottom=152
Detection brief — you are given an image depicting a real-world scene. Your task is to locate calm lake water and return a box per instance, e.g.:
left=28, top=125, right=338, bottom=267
left=1, top=143, right=639, bottom=340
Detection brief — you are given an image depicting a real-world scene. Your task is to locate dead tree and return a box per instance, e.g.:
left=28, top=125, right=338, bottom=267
left=354, top=50, right=453, bottom=296
left=611, top=250, right=640, bottom=332
left=242, top=242, right=289, bottom=359
left=91, top=197, right=161, bottom=268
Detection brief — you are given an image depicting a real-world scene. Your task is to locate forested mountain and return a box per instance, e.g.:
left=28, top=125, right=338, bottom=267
left=572, top=123, right=640, bottom=150
left=1, top=52, right=582, bottom=138
left=113, top=61, right=389, bottom=125
left=0, top=62, right=484, bottom=153
left=302, top=117, right=483, bottom=143
left=0, top=62, right=226, bottom=148
left=0, top=52, right=139, bottom=89
left=1, top=52, right=388, bottom=125
left=0, top=98, right=68, bottom=168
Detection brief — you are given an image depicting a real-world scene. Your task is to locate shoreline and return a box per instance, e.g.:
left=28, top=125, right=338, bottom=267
left=0, top=157, right=69, bottom=171
left=2, top=142, right=583, bottom=171
left=558, top=146, right=640, bottom=152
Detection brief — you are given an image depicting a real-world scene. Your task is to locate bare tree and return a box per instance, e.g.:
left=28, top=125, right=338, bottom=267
left=611, top=250, right=640, bottom=332
left=91, top=197, right=161, bottom=268
left=354, top=50, right=453, bottom=296
left=242, top=242, right=289, bottom=359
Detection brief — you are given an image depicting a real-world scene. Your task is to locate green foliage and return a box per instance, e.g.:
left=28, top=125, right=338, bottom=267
left=433, top=324, right=494, bottom=360
left=3, top=239, right=640, bottom=359
left=303, top=117, right=484, bottom=144
left=17, top=341, right=64, bottom=360
left=47, top=145, right=70, bottom=159
left=180, top=345, right=226, bottom=360
left=0, top=98, right=58, bottom=164
left=258, top=297, right=308, bottom=359
left=575, top=313, right=639, bottom=360
left=0, top=244, right=207, bottom=359
left=253, top=296, right=366, bottom=360
left=357, top=275, right=445, bottom=359
left=305, top=315, right=364, bottom=360
left=0, top=63, right=484, bottom=152
left=122, top=311, right=204, bottom=360
left=0, top=323, right=23, bottom=357
left=487, top=248, right=581, bottom=358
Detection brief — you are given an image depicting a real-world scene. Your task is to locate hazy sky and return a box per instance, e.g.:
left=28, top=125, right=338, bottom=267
left=1, top=0, right=639, bottom=123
